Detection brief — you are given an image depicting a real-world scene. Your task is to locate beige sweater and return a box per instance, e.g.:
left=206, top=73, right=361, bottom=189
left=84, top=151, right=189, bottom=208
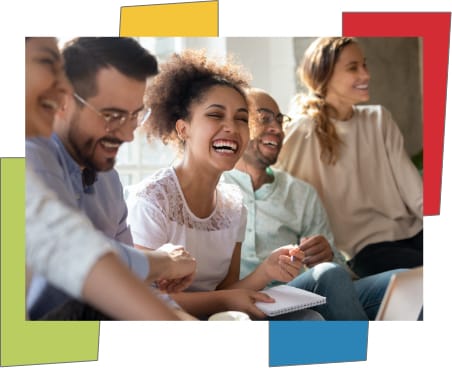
left=276, top=105, right=423, bottom=258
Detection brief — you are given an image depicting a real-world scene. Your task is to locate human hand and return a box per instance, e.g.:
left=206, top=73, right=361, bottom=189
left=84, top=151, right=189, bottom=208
left=221, top=289, right=275, bottom=319
left=262, top=245, right=305, bottom=283
left=298, top=235, right=333, bottom=268
left=144, top=244, right=196, bottom=291
left=155, top=275, right=195, bottom=294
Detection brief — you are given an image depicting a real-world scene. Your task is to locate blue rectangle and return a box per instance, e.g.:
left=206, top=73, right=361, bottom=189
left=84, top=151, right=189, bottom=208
left=269, top=321, right=368, bottom=366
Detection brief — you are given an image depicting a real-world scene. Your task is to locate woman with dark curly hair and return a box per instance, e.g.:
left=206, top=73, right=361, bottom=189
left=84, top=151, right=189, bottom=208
left=127, top=50, right=322, bottom=320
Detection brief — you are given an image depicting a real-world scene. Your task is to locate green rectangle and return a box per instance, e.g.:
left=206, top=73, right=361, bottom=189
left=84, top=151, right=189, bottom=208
left=1, top=158, right=99, bottom=366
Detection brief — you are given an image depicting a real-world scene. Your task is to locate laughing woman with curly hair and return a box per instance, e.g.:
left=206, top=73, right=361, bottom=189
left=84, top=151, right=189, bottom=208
left=127, top=50, right=322, bottom=320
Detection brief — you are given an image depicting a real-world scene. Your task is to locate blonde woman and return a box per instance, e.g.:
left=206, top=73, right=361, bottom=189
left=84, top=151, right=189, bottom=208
left=277, top=37, right=423, bottom=278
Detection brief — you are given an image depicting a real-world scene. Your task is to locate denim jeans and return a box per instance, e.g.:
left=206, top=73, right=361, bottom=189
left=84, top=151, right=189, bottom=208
left=287, top=262, right=399, bottom=320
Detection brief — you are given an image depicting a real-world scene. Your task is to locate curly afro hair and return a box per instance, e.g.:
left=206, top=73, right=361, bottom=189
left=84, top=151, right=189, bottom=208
left=143, top=49, right=252, bottom=151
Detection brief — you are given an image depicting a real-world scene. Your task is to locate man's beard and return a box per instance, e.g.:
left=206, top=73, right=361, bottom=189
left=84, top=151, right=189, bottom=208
left=243, top=140, right=278, bottom=169
left=67, top=131, right=115, bottom=172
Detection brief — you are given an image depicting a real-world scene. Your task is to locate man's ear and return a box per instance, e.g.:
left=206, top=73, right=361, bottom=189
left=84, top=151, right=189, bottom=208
left=175, top=118, right=188, bottom=142
left=55, top=93, right=72, bottom=120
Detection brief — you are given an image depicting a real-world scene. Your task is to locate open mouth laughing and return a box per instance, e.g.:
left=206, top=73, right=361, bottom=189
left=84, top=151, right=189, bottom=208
left=212, top=139, right=239, bottom=154
left=99, top=138, right=122, bottom=154
left=354, top=83, right=369, bottom=91
left=260, top=135, right=281, bottom=151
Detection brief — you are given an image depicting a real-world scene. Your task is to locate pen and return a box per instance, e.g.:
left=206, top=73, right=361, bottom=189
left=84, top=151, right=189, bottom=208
left=290, top=243, right=305, bottom=263
left=290, top=244, right=300, bottom=262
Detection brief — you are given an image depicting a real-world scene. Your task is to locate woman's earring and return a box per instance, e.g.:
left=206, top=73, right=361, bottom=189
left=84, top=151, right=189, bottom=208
left=178, top=132, right=185, bottom=144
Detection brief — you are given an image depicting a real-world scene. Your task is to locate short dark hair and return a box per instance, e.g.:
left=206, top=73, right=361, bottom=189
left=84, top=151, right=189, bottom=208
left=62, top=37, right=158, bottom=98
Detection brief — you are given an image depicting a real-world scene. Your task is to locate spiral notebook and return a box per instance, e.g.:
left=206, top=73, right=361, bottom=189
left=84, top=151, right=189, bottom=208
left=255, top=285, right=326, bottom=317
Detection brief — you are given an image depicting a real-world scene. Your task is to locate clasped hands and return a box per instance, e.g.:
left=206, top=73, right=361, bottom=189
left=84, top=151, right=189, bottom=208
left=144, top=243, right=196, bottom=293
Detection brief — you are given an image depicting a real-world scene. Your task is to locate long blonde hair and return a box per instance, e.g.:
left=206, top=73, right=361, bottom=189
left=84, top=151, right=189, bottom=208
left=295, top=37, right=356, bottom=164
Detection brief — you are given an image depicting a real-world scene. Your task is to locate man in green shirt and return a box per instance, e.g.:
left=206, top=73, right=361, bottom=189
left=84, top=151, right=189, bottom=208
left=223, top=88, right=399, bottom=320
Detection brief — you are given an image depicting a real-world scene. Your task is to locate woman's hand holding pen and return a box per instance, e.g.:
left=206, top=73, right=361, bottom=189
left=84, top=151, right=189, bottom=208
left=298, top=235, right=334, bottom=268
left=262, top=245, right=305, bottom=283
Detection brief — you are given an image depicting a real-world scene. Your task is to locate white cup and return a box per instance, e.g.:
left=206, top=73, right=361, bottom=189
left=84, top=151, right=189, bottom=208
left=208, top=311, right=251, bottom=321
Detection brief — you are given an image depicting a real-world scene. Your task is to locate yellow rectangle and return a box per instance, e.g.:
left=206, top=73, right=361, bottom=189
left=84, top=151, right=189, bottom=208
left=120, top=1, right=218, bottom=36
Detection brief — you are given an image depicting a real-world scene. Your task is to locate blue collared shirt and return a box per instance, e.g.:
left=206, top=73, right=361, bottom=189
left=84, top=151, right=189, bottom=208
left=50, top=134, right=133, bottom=244
left=222, top=168, right=347, bottom=284
left=26, top=135, right=149, bottom=318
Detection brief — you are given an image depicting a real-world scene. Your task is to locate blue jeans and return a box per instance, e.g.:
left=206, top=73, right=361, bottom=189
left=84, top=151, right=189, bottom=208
left=287, top=262, right=399, bottom=320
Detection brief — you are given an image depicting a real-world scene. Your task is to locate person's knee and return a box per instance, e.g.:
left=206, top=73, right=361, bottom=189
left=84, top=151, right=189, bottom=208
left=304, top=309, right=324, bottom=320
left=311, top=262, right=353, bottom=288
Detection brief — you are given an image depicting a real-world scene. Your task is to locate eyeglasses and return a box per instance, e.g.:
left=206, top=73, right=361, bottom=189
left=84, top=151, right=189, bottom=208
left=256, top=108, right=291, bottom=127
left=73, top=93, right=151, bottom=132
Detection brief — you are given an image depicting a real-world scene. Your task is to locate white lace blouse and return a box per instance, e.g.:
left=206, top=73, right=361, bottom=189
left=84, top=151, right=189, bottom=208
left=127, top=167, right=247, bottom=291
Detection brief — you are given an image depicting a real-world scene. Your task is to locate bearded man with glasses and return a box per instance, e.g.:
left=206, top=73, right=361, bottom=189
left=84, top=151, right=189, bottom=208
left=26, top=37, right=196, bottom=320
left=222, top=88, right=402, bottom=320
